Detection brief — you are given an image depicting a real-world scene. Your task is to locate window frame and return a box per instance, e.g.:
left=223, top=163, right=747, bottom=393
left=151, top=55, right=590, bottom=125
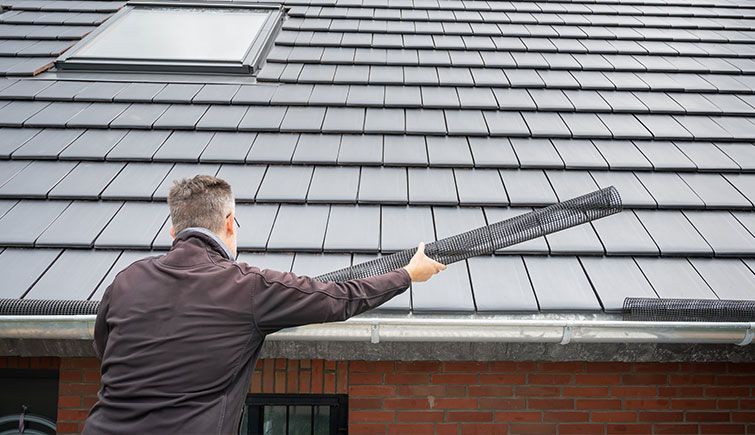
left=241, top=394, right=348, bottom=435
left=56, top=0, right=283, bottom=75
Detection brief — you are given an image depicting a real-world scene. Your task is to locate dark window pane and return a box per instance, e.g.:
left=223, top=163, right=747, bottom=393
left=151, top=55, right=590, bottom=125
left=263, top=406, right=286, bottom=435
left=313, top=406, right=330, bottom=435
left=289, top=406, right=312, bottom=435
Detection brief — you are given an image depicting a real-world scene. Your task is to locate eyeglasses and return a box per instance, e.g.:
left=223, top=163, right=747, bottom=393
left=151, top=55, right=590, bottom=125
left=227, top=212, right=241, bottom=228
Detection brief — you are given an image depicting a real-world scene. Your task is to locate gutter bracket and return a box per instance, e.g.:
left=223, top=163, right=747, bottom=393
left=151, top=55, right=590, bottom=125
left=370, top=324, right=379, bottom=344
left=737, top=325, right=754, bottom=347
left=560, top=325, right=572, bottom=345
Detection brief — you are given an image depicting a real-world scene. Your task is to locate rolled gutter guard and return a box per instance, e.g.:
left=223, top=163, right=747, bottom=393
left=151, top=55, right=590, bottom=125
left=0, top=315, right=752, bottom=346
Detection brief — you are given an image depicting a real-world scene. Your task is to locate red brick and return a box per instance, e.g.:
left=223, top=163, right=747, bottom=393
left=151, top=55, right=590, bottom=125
left=83, top=370, right=101, bottom=383
left=490, top=362, right=537, bottom=372
left=527, top=374, right=572, bottom=385
left=350, top=398, right=383, bottom=409
left=262, top=359, right=274, bottom=393
left=274, top=358, right=285, bottom=369
left=56, top=422, right=79, bottom=433
left=447, top=411, right=494, bottom=423
left=250, top=371, right=262, bottom=393
left=494, top=412, right=541, bottom=423
left=436, top=423, right=459, bottom=435
left=398, top=385, right=448, bottom=397
left=563, top=386, right=610, bottom=397
left=658, top=386, right=704, bottom=397
left=717, top=375, right=755, bottom=385
left=336, top=361, right=348, bottom=394
left=385, top=373, right=430, bottom=384
left=350, top=361, right=394, bottom=373
left=671, top=399, right=718, bottom=410
left=621, top=374, right=668, bottom=385
left=460, top=423, right=508, bottom=435
left=396, top=411, right=444, bottom=423
left=685, top=411, right=731, bottom=422
left=527, top=399, right=574, bottom=410
left=58, top=409, right=89, bottom=421
left=742, top=400, right=755, bottom=410
left=350, top=410, right=395, bottom=423
left=634, top=362, right=679, bottom=373
left=701, top=424, right=747, bottom=434
left=542, top=411, right=588, bottom=423
left=324, top=360, right=336, bottom=370
left=58, top=396, right=81, bottom=408
left=433, top=398, right=478, bottom=409
left=311, top=359, right=324, bottom=394
left=507, top=423, right=557, bottom=434
left=58, top=383, right=100, bottom=395
left=514, top=386, right=560, bottom=397
left=274, top=369, right=286, bottom=394
left=585, top=362, right=633, bottom=372
left=670, top=374, right=715, bottom=385
left=432, top=373, right=479, bottom=384
left=299, top=369, right=311, bottom=393
left=611, top=386, right=657, bottom=397
left=479, top=374, right=527, bottom=384
left=706, top=387, right=750, bottom=397
left=350, top=372, right=383, bottom=385
left=638, top=411, right=684, bottom=422
left=734, top=412, right=755, bottom=423
left=350, top=423, right=387, bottom=435
left=653, top=424, right=699, bottom=434
left=623, top=399, right=670, bottom=410
left=606, top=424, right=653, bottom=434
left=59, top=370, right=82, bottom=382
left=443, top=361, right=489, bottom=372
left=387, top=424, right=435, bottom=435
left=591, top=411, right=638, bottom=422
left=576, top=399, right=621, bottom=410
left=537, top=362, right=584, bottom=372
left=395, top=361, right=441, bottom=372
left=382, top=398, right=430, bottom=410
left=558, top=424, right=604, bottom=434
left=576, top=374, right=622, bottom=385
left=468, top=386, right=515, bottom=397
left=349, top=385, right=396, bottom=396
left=479, top=398, right=527, bottom=410
left=286, top=360, right=298, bottom=393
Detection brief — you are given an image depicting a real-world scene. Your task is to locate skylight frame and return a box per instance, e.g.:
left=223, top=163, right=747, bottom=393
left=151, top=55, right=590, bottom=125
left=56, top=1, right=283, bottom=75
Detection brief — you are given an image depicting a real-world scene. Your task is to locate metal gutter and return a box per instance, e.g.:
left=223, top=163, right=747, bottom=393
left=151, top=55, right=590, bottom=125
left=0, top=315, right=752, bottom=346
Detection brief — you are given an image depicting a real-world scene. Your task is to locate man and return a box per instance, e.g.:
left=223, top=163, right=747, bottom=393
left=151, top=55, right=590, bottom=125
left=84, top=175, right=445, bottom=434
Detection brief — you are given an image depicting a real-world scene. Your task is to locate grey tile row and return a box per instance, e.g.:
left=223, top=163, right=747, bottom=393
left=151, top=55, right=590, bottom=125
left=1, top=100, right=755, bottom=140
left=0, top=56, right=54, bottom=77
left=0, top=39, right=74, bottom=56
left=0, top=10, right=112, bottom=25
left=3, top=0, right=124, bottom=13
left=274, top=34, right=755, bottom=61
left=2, top=246, right=753, bottom=313
left=0, top=23, right=96, bottom=40
left=2, top=157, right=754, bottom=208
left=260, top=64, right=755, bottom=93
left=0, top=196, right=753, bottom=256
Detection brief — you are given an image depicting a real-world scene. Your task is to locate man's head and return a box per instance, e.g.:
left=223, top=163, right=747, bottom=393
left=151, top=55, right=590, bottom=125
left=168, top=175, right=237, bottom=257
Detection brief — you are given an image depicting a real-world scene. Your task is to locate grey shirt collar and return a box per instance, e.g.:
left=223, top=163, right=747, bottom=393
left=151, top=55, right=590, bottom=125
left=176, top=227, right=235, bottom=261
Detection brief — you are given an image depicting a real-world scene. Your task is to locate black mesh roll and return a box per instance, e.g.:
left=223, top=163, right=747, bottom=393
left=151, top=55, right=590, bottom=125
left=623, top=298, right=755, bottom=322
left=315, top=186, right=622, bottom=282
left=0, top=298, right=100, bottom=316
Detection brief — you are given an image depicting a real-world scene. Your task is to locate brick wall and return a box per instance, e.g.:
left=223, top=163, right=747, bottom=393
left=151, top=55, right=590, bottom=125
left=3, top=357, right=753, bottom=434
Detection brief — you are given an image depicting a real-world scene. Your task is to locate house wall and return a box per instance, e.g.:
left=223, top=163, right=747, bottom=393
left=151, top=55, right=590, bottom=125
left=2, top=357, right=754, bottom=434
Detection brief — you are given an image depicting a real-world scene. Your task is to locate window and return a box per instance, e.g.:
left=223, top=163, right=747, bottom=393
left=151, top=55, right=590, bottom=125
left=0, top=368, right=58, bottom=434
left=241, top=394, right=348, bottom=435
left=56, top=2, right=283, bottom=75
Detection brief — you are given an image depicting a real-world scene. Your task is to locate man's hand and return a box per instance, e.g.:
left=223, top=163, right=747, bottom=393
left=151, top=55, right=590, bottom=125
left=403, top=242, right=447, bottom=282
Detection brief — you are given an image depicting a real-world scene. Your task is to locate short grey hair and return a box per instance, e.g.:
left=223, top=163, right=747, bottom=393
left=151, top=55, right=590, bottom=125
left=167, top=175, right=234, bottom=234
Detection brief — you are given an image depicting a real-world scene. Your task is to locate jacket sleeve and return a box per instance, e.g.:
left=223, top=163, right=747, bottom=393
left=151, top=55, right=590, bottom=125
left=248, top=267, right=411, bottom=335
left=93, top=285, right=112, bottom=359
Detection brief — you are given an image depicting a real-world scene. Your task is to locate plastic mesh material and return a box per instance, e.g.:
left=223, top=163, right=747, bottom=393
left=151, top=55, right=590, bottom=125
left=0, top=298, right=100, bottom=316
left=623, top=298, right=755, bottom=322
left=316, top=186, right=622, bottom=282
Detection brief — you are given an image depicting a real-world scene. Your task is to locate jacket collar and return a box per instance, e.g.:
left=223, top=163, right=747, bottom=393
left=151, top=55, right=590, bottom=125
left=174, top=227, right=235, bottom=261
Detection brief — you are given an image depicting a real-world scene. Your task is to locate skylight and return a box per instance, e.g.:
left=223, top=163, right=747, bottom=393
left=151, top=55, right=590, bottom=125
left=56, top=2, right=282, bottom=74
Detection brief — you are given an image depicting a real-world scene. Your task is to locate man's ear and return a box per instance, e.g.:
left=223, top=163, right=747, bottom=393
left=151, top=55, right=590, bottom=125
left=226, top=212, right=235, bottom=235
left=169, top=226, right=176, bottom=239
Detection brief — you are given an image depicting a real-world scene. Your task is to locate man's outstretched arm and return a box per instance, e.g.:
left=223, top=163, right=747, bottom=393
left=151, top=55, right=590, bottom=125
left=248, top=242, right=445, bottom=335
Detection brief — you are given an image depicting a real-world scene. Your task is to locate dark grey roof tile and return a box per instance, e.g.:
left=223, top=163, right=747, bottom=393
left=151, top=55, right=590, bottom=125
left=590, top=139, right=652, bottom=170
left=0, top=160, right=30, bottom=189
left=34, top=81, right=91, bottom=101
left=636, top=258, right=717, bottom=299
left=152, top=131, right=213, bottom=163
left=412, top=260, right=475, bottom=311
left=551, top=139, right=607, bottom=169
left=112, top=82, right=166, bottom=103
left=72, top=81, right=129, bottom=102
left=358, top=167, right=407, bottom=204
left=290, top=253, right=351, bottom=278
left=384, top=85, right=421, bottom=108
left=725, top=174, right=755, bottom=205
left=691, top=258, right=755, bottom=300
left=321, top=107, right=365, bottom=133
left=324, top=205, right=380, bottom=252
left=0, top=79, right=53, bottom=98
left=292, top=134, right=340, bottom=164
left=280, top=107, right=326, bottom=133
left=195, top=105, right=248, bottom=131
left=546, top=218, right=603, bottom=255
left=469, top=68, right=507, bottom=87
left=152, top=104, right=209, bottom=130
left=0, top=200, right=70, bottom=246
left=408, top=167, right=457, bottom=205
left=491, top=88, right=535, bottom=111
left=521, top=112, right=570, bottom=138
left=65, top=102, right=129, bottom=128
left=246, top=133, right=299, bottom=163
left=384, top=135, right=428, bottom=166
left=23, top=101, right=88, bottom=127
left=591, top=170, right=656, bottom=208
left=571, top=71, right=615, bottom=90
left=152, top=83, right=203, bottom=104
left=307, top=166, right=359, bottom=203
left=47, top=161, right=123, bottom=199
left=598, top=91, right=647, bottom=113
left=213, top=164, right=265, bottom=202
left=480, top=51, right=516, bottom=68
left=153, top=163, right=220, bottom=200
left=580, top=257, right=657, bottom=312
left=271, top=84, right=313, bottom=105
left=257, top=165, right=313, bottom=203
left=563, top=90, right=612, bottom=112
left=483, top=111, right=529, bottom=137
left=455, top=168, right=507, bottom=206
left=100, top=162, right=172, bottom=200
left=685, top=211, right=755, bottom=256
left=110, top=103, right=170, bottom=129
left=199, top=132, right=256, bottom=163
left=368, top=65, right=404, bottom=85
left=633, top=140, right=696, bottom=170
left=545, top=170, right=599, bottom=202
left=525, top=256, right=600, bottom=311
left=381, top=205, right=435, bottom=252
left=681, top=173, right=751, bottom=209
left=192, top=84, right=241, bottom=104
left=337, top=134, right=382, bottom=164
left=674, top=115, right=734, bottom=141
left=267, top=204, right=328, bottom=251
left=36, top=201, right=122, bottom=247
left=528, top=89, right=573, bottom=111
left=405, top=108, right=447, bottom=135
left=509, top=138, right=563, bottom=168
left=560, top=113, right=613, bottom=139
left=711, top=117, right=755, bottom=142
left=426, top=136, right=472, bottom=167
left=636, top=172, right=705, bottom=208
left=0, top=160, right=76, bottom=198
left=56, top=129, right=124, bottom=161
left=469, top=256, right=538, bottom=311
left=0, top=248, right=61, bottom=299
left=404, top=66, right=440, bottom=85
left=635, top=210, right=712, bottom=256
left=468, top=137, right=518, bottom=168
left=232, top=85, right=276, bottom=105
left=593, top=211, right=659, bottom=256
left=234, top=203, right=278, bottom=250
left=363, top=108, right=405, bottom=134
left=106, top=130, right=171, bottom=161
left=25, top=249, right=119, bottom=300
left=308, top=84, right=349, bottom=105
left=675, top=141, right=738, bottom=171
left=437, top=67, right=474, bottom=86
left=95, top=201, right=168, bottom=248
left=420, top=86, right=459, bottom=108
left=237, top=104, right=290, bottom=133
left=0, top=128, right=41, bottom=157
left=499, top=169, right=557, bottom=206
left=334, top=65, right=370, bottom=84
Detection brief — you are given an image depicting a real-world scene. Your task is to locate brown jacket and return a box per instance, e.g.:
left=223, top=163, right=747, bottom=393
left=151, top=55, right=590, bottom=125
left=84, top=229, right=410, bottom=434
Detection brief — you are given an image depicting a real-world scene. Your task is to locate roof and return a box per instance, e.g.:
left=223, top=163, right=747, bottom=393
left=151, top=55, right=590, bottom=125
left=0, top=0, right=754, bottom=321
